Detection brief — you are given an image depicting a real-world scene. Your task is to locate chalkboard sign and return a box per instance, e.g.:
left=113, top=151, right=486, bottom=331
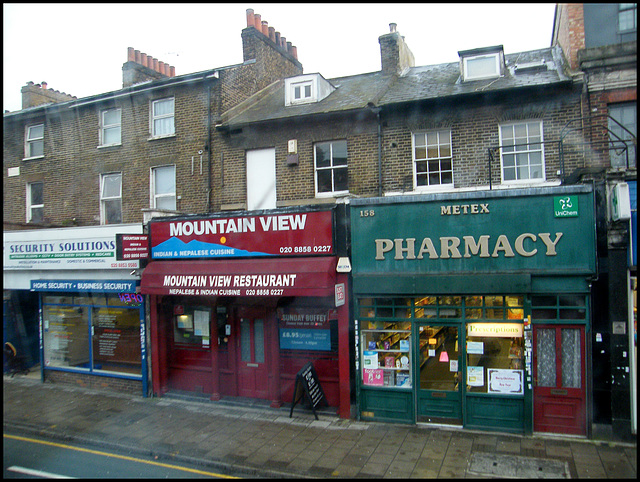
left=289, top=362, right=327, bottom=420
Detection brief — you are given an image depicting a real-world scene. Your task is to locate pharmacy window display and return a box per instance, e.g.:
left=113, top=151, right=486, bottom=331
left=466, top=321, right=525, bottom=395
left=359, top=298, right=412, bottom=388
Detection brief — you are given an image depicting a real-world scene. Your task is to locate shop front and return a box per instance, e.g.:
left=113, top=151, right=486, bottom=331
left=351, top=185, right=596, bottom=435
left=140, top=207, right=351, bottom=418
left=3, top=225, right=147, bottom=395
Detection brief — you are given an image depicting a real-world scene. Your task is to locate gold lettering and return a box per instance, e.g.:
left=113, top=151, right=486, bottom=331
left=440, top=237, right=462, bottom=259
left=441, top=206, right=452, bottom=215
left=375, top=239, right=393, bottom=260
left=491, top=235, right=515, bottom=257
left=417, top=238, right=439, bottom=259
left=394, top=238, right=416, bottom=260
left=515, top=233, right=537, bottom=257
left=538, top=232, right=563, bottom=256
left=463, top=235, right=490, bottom=258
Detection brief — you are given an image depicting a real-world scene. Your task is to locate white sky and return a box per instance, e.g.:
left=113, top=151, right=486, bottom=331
left=3, top=3, right=557, bottom=113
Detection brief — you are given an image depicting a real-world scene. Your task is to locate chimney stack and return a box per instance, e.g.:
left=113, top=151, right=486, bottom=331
left=122, top=47, right=176, bottom=88
left=21, top=81, right=76, bottom=109
left=379, top=23, right=414, bottom=74
left=243, top=8, right=298, bottom=61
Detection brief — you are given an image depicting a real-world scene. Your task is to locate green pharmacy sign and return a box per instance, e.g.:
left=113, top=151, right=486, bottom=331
left=554, top=196, right=579, bottom=218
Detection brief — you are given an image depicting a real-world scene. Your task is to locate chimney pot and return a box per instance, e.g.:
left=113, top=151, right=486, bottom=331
left=41, top=82, right=47, bottom=89
left=268, top=26, right=275, bottom=42
left=152, top=58, right=159, bottom=71
left=158, top=60, right=165, bottom=74
left=389, top=23, right=397, bottom=33
left=286, top=41, right=292, bottom=52
left=170, top=65, right=176, bottom=77
left=254, top=13, right=261, bottom=30
left=261, top=20, right=269, bottom=36
left=280, top=36, right=286, bottom=48
left=128, top=47, right=135, bottom=62
left=246, top=8, right=254, bottom=28
left=291, top=45, right=298, bottom=59
left=275, top=31, right=281, bottom=45
left=141, top=52, right=148, bottom=66
left=135, top=49, right=141, bottom=63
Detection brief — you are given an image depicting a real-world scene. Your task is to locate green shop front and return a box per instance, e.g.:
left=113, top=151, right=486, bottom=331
left=351, top=185, right=596, bottom=436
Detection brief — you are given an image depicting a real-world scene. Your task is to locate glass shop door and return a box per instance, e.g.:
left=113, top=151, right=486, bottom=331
left=415, top=323, right=462, bottom=424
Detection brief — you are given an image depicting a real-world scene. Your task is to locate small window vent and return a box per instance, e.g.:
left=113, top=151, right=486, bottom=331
left=514, top=59, right=546, bottom=74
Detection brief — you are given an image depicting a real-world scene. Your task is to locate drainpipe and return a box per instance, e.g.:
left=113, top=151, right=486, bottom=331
left=206, top=74, right=212, bottom=212
left=367, top=104, right=383, bottom=196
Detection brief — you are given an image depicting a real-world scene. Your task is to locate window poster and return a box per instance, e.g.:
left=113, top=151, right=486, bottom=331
left=467, top=366, right=484, bottom=386
left=193, top=310, right=210, bottom=337
left=488, top=368, right=524, bottom=394
left=363, top=368, right=384, bottom=386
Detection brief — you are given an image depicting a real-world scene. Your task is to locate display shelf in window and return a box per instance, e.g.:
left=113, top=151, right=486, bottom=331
left=361, top=322, right=412, bottom=388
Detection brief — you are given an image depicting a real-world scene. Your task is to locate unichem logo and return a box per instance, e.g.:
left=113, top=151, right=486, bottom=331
left=554, top=196, right=578, bottom=218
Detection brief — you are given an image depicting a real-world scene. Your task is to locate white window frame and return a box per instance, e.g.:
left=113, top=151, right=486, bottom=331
left=292, top=80, right=313, bottom=103
left=26, top=181, right=44, bottom=223
left=150, top=97, right=175, bottom=138
left=100, top=172, right=122, bottom=225
left=412, top=130, right=454, bottom=191
left=151, top=165, right=176, bottom=210
left=463, top=53, right=500, bottom=81
left=25, top=124, right=44, bottom=159
left=100, top=108, right=122, bottom=147
left=499, top=120, right=546, bottom=184
left=314, top=140, right=348, bottom=197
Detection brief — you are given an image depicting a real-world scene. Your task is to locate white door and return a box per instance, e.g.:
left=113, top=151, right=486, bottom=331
left=247, top=148, right=276, bottom=210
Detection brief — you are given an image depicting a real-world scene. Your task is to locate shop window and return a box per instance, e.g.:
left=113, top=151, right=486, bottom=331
left=466, top=321, right=525, bottom=394
left=42, top=294, right=143, bottom=376
left=361, top=320, right=412, bottom=388
left=532, top=294, right=587, bottom=321
left=173, top=305, right=211, bottom=347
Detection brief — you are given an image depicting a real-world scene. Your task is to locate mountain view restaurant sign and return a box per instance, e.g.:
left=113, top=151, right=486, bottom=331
left=149, top=210, right=334, bottom=260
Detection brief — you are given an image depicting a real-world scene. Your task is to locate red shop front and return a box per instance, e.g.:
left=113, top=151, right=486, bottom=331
left=140, top=209, right=351, bottom=418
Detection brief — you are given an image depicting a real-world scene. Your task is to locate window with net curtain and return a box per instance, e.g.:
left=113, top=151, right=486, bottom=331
left=152, top=165, right=176, bottom=210
left=152, top=98, right=175, bottom=137
left=101, top=172, right=122, bottom=224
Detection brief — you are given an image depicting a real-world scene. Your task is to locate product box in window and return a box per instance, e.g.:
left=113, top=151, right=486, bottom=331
left=385, top=356, right=395, bottom=368
left=396, top=372, right=411, bottom=387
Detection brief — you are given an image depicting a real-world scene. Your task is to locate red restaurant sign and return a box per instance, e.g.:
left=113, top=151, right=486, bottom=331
left=149, top=210, right=334, bottom=259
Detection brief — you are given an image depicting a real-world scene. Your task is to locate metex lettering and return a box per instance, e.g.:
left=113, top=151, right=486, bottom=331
left=375, top=233, right=563, bottom=260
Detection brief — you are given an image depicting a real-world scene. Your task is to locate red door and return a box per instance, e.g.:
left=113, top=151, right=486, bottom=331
left=533, top=325, right=586, bottom=435
left=236, top=308, right=269, bottom=399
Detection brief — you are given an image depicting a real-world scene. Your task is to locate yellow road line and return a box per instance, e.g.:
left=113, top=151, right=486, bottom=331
left=4, top=433, right=240, bottom=478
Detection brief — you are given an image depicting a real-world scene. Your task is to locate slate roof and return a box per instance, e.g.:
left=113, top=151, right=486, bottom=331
left=220, top=46, right=573, bottom=129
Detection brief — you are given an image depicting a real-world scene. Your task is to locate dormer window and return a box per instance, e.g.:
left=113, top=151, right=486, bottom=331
left=293, top=81, right=312, bottom=101
left=459, top=46, right=504, bottom=82
left=285, top=73, right=336, bottom=106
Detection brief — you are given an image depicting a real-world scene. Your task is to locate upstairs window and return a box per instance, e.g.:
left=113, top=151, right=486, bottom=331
left=25, top=124, right=44, bottom=159
left=499, top=121, right=545, bottom=183
left=315, top=140, right=348, bottom=196
left=293, top=81, right=313, bottom=102
left=609, top=102, right=637, bottom=168
left=151, top=165, right=176, bottom=210
left=619, top=3, right=637, bottom=33
left=27, top=181, right=44, bottom=223
left=101, top=172, right=122, bottom=224
left=100, top=108, right=121, bottom=146
left=151, top=98, right=175, bottom=137
left=413, top=130, right=454, bottom=189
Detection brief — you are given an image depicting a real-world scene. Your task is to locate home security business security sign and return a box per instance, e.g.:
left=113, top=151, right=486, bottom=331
left=554, top=196, right=579, bottom=218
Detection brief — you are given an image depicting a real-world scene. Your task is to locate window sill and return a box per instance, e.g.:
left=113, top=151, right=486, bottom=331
left=97, top=143, right=122, bottom=149
left=22, top=155, right=44, bottom=161
left=316, top=190, right=349, bottom=199
left=148, top=134, right=176, bottom=141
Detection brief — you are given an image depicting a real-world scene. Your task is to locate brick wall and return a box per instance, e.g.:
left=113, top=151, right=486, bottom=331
left=45, top=370, right=143, bottom=396
left=554, top=3, right=586, bottom=71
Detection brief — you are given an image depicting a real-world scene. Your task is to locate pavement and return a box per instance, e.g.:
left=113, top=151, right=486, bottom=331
left=3, top=372, right=637, bottom=479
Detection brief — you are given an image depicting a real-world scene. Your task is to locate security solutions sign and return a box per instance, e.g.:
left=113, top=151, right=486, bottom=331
left=4, top=225, right=142, bottom=271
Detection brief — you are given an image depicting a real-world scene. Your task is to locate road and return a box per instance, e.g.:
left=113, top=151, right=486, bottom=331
left=3, top=432, right=247, bottom=479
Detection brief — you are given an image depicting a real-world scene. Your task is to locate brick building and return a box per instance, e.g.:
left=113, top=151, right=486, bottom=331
left=3, top=9, right=302, bottom=395
left=553, top=2, right=637, bottom=441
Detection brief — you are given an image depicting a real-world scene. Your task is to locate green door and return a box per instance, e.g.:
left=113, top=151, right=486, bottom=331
left=415, top=323, right=462, bottom=424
